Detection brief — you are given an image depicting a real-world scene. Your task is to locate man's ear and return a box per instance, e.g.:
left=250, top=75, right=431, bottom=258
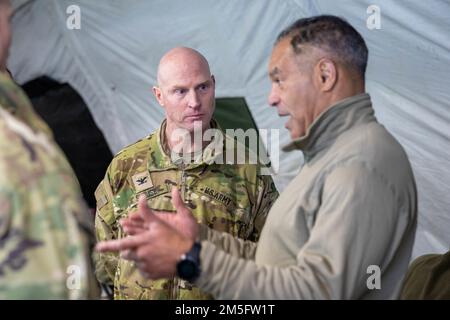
left=316, top=58, right=337, bottom=92
left=152, top=86, right=164, bottom=106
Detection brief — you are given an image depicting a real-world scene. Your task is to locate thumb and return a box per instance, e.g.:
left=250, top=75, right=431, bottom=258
left=137, top=194, right=158, bottom=224
left=171, top=186, right=186, bottom=212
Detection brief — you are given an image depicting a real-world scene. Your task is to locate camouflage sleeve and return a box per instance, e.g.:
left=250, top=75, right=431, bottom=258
left=248, top=170, right=279, bottom=242
left=93, top=173, right=118, bottom=286
left=0, top=72, right=53, bottom=138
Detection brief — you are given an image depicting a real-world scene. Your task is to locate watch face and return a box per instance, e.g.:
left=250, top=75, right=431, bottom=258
left=178, top=260, right=197, bottom=280
left=177, top=242, right=201, bottom=282
left=180, top=261, right=196, bottom=276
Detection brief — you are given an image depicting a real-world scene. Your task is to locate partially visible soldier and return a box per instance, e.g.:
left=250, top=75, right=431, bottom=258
left=400, top=250, right=450, bottom=299
left=0, top=0, right=99, bottom=299
left=94, top=47, right=278, bottom=299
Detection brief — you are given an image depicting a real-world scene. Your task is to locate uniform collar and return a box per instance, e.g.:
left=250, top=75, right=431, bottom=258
left=148, top=118, right=225, bottom=171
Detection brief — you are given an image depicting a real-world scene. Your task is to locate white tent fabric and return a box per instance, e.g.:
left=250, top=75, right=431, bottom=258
left=8, top=0, right=450, bottom=260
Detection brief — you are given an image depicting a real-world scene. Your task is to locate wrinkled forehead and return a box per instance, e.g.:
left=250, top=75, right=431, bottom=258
left=269, top=38, right=320, bottom=75
left=269, top=39, right=295, bottom=72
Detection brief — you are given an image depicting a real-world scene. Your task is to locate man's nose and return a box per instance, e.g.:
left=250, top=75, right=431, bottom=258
left=268, top=88, right=279, bottom=107
left=188, top=90, right=201, bottom=109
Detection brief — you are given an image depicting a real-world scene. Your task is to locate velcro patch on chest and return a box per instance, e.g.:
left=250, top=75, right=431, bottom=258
left=141, top=184, right=170, bottom=199
left=131, top=172, right=153, bottom=192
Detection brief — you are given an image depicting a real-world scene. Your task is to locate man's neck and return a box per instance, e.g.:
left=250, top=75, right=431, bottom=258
left=165, top=122, right=211, bottom=154
left=313, top=78, right=365, bottom=120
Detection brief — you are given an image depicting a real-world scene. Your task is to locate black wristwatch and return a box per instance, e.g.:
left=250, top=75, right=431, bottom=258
left=176, top=241, right=202, bottom=282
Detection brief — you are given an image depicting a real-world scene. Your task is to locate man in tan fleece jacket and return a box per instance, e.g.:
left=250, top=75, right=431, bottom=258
left=97, top=15, right=417, bottom=299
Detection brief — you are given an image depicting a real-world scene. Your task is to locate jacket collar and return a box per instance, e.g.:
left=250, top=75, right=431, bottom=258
left=282, top=93, right=375, bottom=161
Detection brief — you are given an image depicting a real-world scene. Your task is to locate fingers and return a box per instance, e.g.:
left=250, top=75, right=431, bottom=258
left=120, top=218, right=144, bottom=228
left=120, top=216, right=148, bottom=235
left=122, top=224, right=148, bottom=236
left=127, top=211, right=146, bottom=224
left=171, top=187, right=185, bottom=212
left=96, top=233, right=148, bottom=252
left=120, top=249, right=138, bottom=261
left=138, top=194, right=159, bottom=224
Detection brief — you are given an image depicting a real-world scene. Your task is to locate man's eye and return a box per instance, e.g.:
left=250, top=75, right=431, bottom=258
left=198, top=84, right=209, bottom=91
left=174, top=89, right=186, bottom=95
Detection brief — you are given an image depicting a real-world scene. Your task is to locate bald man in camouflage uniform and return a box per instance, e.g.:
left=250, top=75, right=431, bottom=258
left=94, top=47, right=278, bottom=299
left=0, top=0, right=98, bottom=299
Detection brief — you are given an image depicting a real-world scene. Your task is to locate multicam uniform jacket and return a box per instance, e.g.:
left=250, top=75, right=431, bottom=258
left=0, top=72, right=98, bottom=299
left=94, top=120, right=279, bottom=299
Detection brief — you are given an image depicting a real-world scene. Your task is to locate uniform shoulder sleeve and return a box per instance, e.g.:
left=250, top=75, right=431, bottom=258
left=93, top=170, right=118, bottom=286
left=249, top=169, right=279, bottom=241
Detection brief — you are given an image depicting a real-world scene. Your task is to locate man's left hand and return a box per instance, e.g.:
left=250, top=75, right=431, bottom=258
left=96, top=194, right=194, bottom=279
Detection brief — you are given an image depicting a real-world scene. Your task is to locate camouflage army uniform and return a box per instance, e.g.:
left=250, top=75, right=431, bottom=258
left=94, top=120, right=278, bottom=299
left=0, top=72, right=99, bottom=299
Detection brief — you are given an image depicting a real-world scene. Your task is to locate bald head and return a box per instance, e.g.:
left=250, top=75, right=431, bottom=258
left=152, top=47, right=216, bottom=140
left=157, top=47, right=211, bottom=86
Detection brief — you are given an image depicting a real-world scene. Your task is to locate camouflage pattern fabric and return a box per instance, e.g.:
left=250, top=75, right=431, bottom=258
left=0, top=72, right=99, bottom=299
left=94, top=120, right=279, bottom=299
left=0, top=73, right=53, bottom=138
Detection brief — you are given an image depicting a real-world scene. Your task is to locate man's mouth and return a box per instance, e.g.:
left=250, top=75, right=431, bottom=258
left=185, top=114, right=204, bottom=120
left=276, top=109, right=289, bottom=117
